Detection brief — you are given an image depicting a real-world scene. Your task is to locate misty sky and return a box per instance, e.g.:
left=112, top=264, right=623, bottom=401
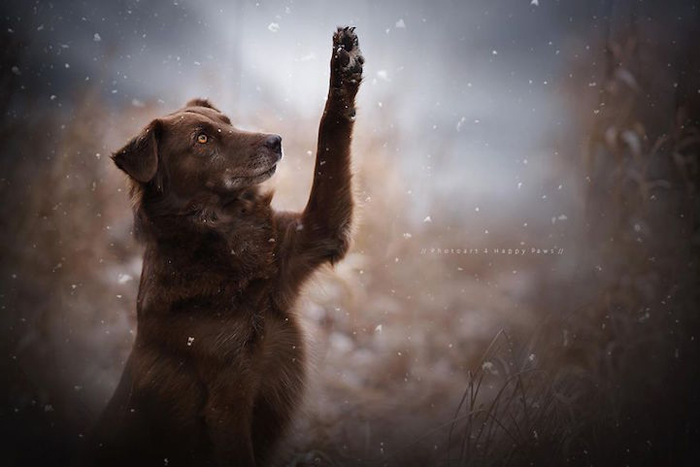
left=3, top=0, right=622, bottom=230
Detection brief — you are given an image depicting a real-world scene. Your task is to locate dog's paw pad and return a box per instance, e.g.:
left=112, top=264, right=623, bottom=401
left=332, top=26, right=363, bottom=86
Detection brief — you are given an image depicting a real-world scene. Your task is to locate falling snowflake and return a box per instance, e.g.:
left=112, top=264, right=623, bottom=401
left=118, top=273, right=133, bottom=284
left=482, top=361, right=498, bottom=375
left=267, top=22, right=280, bottom=33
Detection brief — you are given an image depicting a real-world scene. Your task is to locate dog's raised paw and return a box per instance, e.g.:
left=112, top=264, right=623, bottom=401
left=332, top=26, right=364, bottom=88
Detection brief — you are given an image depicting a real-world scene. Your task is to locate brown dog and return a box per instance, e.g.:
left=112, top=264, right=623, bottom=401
left=86, top=27, right=363, bottom=467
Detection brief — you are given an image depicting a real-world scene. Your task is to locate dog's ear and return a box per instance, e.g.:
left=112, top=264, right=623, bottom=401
left=112, top=120, right=161, bottom=183
left=186, top=98, right=220, bottom=112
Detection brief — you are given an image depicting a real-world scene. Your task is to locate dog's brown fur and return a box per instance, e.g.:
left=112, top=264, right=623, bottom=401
left=85, top=28, right=363, bottom=467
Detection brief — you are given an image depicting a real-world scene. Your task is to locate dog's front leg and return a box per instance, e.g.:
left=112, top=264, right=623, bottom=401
left=272, top=28, right=363, bottom=304
left=301, top=26, right=364, bottom=264
left=204, top=391, right=256, bottom=467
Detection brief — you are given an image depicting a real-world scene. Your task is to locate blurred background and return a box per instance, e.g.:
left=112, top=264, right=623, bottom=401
left=1, top=0, right=699, bottom=465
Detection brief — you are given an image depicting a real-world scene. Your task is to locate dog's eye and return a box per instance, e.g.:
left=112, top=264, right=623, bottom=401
left=197, top=133, right=208, bottom=144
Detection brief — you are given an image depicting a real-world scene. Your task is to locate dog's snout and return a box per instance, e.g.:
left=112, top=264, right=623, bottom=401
left=264, top=134, right=283, bottom=158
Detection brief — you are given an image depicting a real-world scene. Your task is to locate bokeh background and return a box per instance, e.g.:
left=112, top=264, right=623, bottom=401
left=1, top=0, right=699, bottom=466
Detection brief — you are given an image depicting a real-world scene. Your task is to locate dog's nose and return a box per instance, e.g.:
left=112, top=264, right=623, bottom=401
left=264, top=134, right=283, bottom=157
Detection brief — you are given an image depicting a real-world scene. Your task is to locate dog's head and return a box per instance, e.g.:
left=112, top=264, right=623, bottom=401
left=112, top=99, right=282, bottom=203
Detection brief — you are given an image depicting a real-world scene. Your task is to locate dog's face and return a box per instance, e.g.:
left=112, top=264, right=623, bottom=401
left=113, top=99, right=282, bottom=200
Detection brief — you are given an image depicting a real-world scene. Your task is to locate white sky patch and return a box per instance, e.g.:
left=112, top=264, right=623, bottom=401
left=376, top=69, right=390, bottom=82
left=298, top=53, right=316, bottom=61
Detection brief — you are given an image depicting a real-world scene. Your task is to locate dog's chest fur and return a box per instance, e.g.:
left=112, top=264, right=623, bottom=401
left=135, top=193, right=284, bottom=360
